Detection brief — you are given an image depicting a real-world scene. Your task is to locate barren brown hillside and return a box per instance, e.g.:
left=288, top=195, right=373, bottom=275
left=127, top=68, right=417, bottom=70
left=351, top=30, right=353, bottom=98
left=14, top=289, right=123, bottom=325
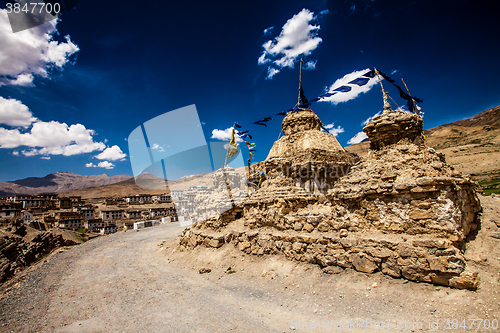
left=61, top=173, right=169, bottom=199
left=61, top=168, right=248, bottom=199
left=0, top=172, right=131, bottom=197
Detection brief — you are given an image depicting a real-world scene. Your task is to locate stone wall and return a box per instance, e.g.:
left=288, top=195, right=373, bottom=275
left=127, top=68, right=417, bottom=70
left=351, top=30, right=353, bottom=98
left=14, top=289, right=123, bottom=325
left=180, top=228, right=478, bottom=290
left=180, top=140, right=481, bottom=290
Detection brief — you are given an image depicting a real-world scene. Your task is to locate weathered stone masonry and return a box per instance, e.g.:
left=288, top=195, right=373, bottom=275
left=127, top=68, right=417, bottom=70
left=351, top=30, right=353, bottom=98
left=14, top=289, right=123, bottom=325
left=179, top=109, right=481, bottom=290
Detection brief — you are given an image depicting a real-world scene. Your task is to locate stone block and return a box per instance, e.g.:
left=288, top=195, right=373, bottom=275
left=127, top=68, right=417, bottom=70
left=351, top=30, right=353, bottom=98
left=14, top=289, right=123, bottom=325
left=365, top=246, right=393, bottom=259
left=238, top=241, right=251, bottom=251
left=208, top=237, right=224, bottom=248
left=409, top=209, right=433, bottom=220
left=317, top=222, right=329, bottom=232
left=318, top=255, right=336, bottom=267
left=303, top=223, right=314, bottom=233
left=413, top=239, right=451, bottom=249
left=381, top=257, right=401, bottom=277
left=449, top=272, right=479, bottom=290
left=350, top=253, right=378, bottom=273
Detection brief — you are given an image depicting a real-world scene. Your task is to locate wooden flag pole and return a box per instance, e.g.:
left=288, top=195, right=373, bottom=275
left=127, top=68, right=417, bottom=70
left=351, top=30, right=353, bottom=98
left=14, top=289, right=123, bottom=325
left=401, top=78, right=412, bottom=97
left=224, top=129, right=232, bottom=168
left=298, top=58, right=304, bottom=107
left=374, top=68, right=392, bottom=114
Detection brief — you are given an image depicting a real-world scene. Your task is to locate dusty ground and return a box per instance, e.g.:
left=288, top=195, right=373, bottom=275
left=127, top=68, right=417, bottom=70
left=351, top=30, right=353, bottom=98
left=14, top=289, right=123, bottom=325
left=0, top=196, right=499, bottom=333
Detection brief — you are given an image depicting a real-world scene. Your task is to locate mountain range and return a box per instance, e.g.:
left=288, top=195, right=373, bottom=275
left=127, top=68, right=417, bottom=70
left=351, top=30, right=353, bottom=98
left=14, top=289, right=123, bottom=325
left=0, top=172, right=131, bottom=197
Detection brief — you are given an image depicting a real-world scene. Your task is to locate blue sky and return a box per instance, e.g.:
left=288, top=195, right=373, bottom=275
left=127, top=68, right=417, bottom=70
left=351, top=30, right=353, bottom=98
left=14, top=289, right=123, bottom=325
left=0, top=0, right=499, bottom=182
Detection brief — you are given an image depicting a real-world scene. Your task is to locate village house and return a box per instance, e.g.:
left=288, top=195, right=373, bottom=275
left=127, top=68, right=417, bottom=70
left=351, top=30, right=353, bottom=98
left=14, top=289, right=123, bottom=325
left=76, top=206, right=96, bottom=220
left=152, top=194, right=171, bottom=203
left=40, top=214, right=56, bottom=226
left=99, top=224, right=117, bottom=234
left=40, top=198, right=58, bottom=210
left=148, top=207, right=171, bottom=217
left=69, top=196, right=83, bottom=207
left=123, top=221, right=134, bottom=230
left=54, top=211, right=84, bottom=230
left=35, top=193, right=58, bottom=201
left=173, top=198, right=187, bottom=209
left=35, top=194, right=58, bottom=210
left=21, top=210, right=33, bottom=223
left=103, top=198, right=117, bottom=205
left=125, top=209, right=142, bottom=219
left=6, top=195, right=43, bottom=210
left=57, top=197, right=72, bottom=209
left=56, top=219, right=84, bottom=230
left=123, top=194, right=153, bottom=204
left=100, top=209, right=124, bottom=220
left=184, top=191, right=196, bottom=201
left=182, top=206, right=195, bottom=214
left=6, top=195, right=33, bottom=203
left=170, top=190, right=183, bottom=199
left=83, top=219, right=104, bottom=232
left=0, top=203, right=21, bottom=218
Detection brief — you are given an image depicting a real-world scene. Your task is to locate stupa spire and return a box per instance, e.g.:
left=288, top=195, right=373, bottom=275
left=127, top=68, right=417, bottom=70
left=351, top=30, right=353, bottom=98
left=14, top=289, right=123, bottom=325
left=374, top=68, right=393, bottom=114
left=297, top=58, right=309, bottom=109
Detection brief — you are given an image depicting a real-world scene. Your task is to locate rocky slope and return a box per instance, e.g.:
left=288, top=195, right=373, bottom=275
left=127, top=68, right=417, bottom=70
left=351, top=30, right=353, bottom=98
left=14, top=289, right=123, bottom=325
left=0, top=220, right=78, bottom=283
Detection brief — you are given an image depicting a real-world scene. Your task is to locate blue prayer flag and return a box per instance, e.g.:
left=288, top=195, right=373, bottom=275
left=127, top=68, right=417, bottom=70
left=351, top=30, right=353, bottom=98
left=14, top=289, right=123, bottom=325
left=348, top=77, right=370, bottom=86
left=333, top=86, right=352, bottom=93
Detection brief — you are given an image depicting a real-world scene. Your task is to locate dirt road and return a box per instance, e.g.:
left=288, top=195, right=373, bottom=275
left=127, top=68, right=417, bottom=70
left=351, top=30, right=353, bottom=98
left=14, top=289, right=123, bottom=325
left=1, top=197, right=499, bottom=332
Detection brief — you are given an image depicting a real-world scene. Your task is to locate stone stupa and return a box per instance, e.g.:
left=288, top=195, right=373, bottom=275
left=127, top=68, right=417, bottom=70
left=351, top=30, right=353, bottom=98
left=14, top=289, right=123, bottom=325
left=180, top=74, right=482, bottom=290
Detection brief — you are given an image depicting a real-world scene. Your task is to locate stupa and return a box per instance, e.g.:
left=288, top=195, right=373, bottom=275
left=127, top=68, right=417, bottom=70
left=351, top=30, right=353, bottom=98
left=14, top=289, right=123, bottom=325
left=179, top=73, right=482, bottom=290
left=264, top=108, right=358, bottom=193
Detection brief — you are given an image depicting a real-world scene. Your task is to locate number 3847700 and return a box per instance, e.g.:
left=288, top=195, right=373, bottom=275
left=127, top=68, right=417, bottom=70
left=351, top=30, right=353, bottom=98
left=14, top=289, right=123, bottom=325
left=5, top=2, right=61, bottom=14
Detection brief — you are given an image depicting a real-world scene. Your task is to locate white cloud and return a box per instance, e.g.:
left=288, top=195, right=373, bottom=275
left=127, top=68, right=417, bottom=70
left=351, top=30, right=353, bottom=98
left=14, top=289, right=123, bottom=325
left=324, top=123, right=345, bottom=136
left=318, top=9, right=330, bottom=16
left=319, top=69, right=379, bottom=105
left=303, top=60, right=317, bottom=70
left=151, top=143, right=165, bottom=152
left=40, top=156, right=50, bottom=160
left=0, top=10, right=110, bottom=160
left=95, top=145, right=126, bottom=161
left=361, top=111, right=382, bottom=126
left=211, top=127, right=243, bottom=143
left=258, top=8, right=322, bottom=79
left=347, top=131, right=369, bottom=145
left=0, top=120, right=106, bottom=156
left=0, top=9, right=79, bottom=87
left=3, top=74, right=35, bottom=87
left=98, top=161, right=115, bottom=169
left=86, top=161, right=115, bottom=169
left=0, top=97, right=37, bottom=127
left=266, top=67, right=280, bottom=80
left=263, top=26, right=274, bottom=35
